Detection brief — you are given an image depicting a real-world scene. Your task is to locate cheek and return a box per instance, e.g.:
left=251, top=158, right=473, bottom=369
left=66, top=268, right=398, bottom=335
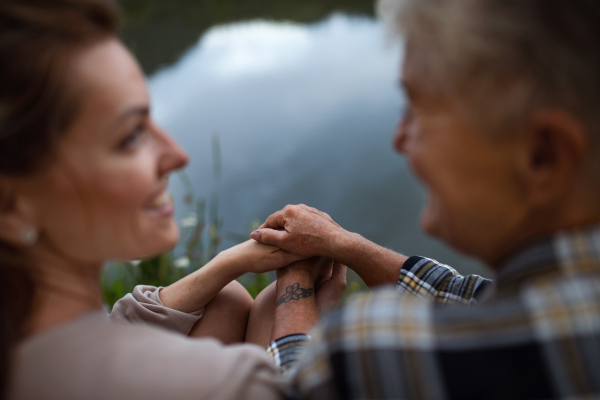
left=36, top=157, right=169, bottom=262
left=86, top=158, right=181, bottom=259
left=83, top=162, right=172, bottom=257
left=90, top=170, right=150, bottom=211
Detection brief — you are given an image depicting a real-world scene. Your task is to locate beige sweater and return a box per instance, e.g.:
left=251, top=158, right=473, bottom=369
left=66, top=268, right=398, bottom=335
left=10, top=286, right=287, bottom=400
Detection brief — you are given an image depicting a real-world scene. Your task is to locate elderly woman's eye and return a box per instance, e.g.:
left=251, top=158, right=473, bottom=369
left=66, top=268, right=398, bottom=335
left=119, top=124, right=147, bottom=150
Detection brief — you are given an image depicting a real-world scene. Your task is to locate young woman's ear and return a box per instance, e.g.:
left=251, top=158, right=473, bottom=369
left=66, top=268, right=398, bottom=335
left=517, top=109, right=588, bottom=206
left=0, top=178, right=38, bottom=247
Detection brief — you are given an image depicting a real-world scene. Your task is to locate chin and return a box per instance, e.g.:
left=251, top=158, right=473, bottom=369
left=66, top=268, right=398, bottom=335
left=422, top=214, right=480, bottom=258
left=139, top=221, right=180, bottom=257
left=156, top=224, right=180, bottom=253
left=420, top=206, right=441, bottom=238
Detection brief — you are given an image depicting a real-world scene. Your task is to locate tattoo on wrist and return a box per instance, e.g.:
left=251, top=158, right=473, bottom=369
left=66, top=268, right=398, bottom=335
left=276, top=283, right=314, bottom=307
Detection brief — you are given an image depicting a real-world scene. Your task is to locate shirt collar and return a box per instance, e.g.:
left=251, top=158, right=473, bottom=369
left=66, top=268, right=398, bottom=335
left=496, top=224, right=600, bottom=289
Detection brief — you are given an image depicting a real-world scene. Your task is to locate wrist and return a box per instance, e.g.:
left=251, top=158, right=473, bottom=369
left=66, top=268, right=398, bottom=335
left=272, top=270, right=319, bottom=340
left=207, top=251, right=244, bottom=282
left=329, top=231, right=362, bottom=264
left=276, top=266, right=314, bottom=285
left=319, top=227, right=347, bottom=259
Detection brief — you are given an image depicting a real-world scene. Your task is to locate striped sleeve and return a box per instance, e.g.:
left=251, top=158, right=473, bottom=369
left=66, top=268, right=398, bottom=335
left=397, top=256, right=492, bottom=305
left=267, top=333, right=310, bottom=375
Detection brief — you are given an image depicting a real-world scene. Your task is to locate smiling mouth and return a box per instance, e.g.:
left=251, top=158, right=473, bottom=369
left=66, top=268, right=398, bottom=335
left=143, top=189, right=174, bottom=217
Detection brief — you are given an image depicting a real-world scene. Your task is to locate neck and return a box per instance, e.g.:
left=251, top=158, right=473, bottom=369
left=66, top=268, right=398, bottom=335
left=25, top=248, right=105, bottom=338
left=488, top=193, right=600, bottom=270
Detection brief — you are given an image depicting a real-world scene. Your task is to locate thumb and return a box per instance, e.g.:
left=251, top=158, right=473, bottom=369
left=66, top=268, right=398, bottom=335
left=331, top=261, right=347, bottom=285
left=251, top=228, right=287, bottom=246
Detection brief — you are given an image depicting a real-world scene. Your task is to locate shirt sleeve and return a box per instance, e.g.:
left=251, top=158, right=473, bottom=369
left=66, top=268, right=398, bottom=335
left=109, top=285, right=204, bottom=335
left=267, top=334, right=310, bottom=376
left=396, top=256, right=493, bottom=305
left=291, top=290, right=430, bottom=400
left=290, top=288, right=476, bottom=400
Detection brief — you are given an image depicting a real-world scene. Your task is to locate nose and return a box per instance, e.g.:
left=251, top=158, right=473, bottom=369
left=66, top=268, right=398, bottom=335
left=154, top=123, right=189, bottom=177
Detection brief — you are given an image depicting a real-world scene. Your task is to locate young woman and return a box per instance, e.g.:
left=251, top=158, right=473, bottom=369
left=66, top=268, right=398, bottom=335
left=0, top=0, right=343, bottom=399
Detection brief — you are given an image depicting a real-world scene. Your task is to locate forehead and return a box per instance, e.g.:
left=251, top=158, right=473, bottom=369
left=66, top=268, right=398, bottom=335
left=65, top=38, right=148, bottom=133
left=400, top=40, right=460, bottom=112
left=401, top=42, right=433, bottom=99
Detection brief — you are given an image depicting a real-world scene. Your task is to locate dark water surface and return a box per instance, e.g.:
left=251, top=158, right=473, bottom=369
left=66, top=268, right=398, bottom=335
left=121, top=2, right=490, bottom=277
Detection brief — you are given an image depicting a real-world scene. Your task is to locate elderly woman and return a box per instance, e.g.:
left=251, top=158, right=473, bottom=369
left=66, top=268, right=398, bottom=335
left=253, top=0, right=600, bottom=398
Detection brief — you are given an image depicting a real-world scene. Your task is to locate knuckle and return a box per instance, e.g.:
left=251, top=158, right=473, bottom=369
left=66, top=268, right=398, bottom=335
left=286, top=205, right=299, bottom=216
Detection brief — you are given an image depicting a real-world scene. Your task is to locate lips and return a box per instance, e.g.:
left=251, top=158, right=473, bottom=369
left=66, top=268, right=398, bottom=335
left=149, top=190, right=170, bottom=208
left=143, top=186, right=174, bottom=217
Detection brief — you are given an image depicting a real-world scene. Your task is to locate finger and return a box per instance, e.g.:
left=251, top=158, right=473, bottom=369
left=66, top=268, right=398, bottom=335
left=315, top=262, right=347, bottom=313
left=251, top=228, right=288, bottom=246
left=258, top=210, right=286, bottom=230
left=332, top=261, right=348, bottom=285
left=315, top=269, right=333, bottom=291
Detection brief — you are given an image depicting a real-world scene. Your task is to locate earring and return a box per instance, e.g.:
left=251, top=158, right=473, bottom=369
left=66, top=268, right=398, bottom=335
left=19, top=226, right=38, bottom=246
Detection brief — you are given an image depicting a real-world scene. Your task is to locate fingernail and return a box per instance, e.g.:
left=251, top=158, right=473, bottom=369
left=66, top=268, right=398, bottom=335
left=250, top=230, right=259, bottom=240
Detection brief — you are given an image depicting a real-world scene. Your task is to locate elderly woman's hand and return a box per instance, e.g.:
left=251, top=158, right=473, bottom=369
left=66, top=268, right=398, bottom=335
left=252, top=204, right=409, bottom=287
left=250, top=204, right=350, bottom=259
left=315, top=261, right=347, bottom=314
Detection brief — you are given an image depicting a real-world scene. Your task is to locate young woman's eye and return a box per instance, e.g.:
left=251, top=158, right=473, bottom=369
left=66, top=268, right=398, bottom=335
left=118, top=124, right=147, bottom=150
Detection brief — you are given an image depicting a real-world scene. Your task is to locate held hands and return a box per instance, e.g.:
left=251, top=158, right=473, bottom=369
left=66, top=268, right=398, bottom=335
left=250, top=204, right=347, bottom=258
left=252, top=205, right=349, bottom=313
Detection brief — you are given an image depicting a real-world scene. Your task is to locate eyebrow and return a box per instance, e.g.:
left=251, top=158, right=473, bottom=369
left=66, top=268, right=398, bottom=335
left=111, top=105, right=150, bottom=127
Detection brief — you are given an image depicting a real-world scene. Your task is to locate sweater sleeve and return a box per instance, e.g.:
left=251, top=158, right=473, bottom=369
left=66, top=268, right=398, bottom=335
left=396, top=256, right=493, bottom=305
left=109, top=285, right=204, bottom=335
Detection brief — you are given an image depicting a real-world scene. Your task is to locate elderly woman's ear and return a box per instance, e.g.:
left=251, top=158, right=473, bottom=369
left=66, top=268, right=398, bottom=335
left=517, top=109, right=589, bottom=206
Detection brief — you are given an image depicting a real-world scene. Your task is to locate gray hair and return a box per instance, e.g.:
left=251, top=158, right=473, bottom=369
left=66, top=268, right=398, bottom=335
left=378, top=0, right=600, bottom=176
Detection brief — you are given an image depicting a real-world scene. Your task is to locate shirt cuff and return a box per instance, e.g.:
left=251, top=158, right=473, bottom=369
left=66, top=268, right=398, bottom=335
left=396, top=255, right=459, bottom=301
left=267, top=334, right=310, bottom=374
left=397, top=256, right=492, bottom=305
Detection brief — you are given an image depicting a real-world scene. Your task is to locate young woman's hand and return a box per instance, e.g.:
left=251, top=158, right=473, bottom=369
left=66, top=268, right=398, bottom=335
left=218, top=239, right=307, bottom=275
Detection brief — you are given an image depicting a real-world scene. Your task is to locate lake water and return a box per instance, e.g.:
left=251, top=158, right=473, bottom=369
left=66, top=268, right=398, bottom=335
left=146, top=13, right=490, bottom=277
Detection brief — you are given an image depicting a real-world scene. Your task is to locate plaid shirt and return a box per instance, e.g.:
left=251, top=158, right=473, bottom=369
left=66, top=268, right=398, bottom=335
left=268, top=225, right=600, bottom=399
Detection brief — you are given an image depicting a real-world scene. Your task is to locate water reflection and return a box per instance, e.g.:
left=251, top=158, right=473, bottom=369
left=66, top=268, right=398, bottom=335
left=149, top=14, right=489, bottom=276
